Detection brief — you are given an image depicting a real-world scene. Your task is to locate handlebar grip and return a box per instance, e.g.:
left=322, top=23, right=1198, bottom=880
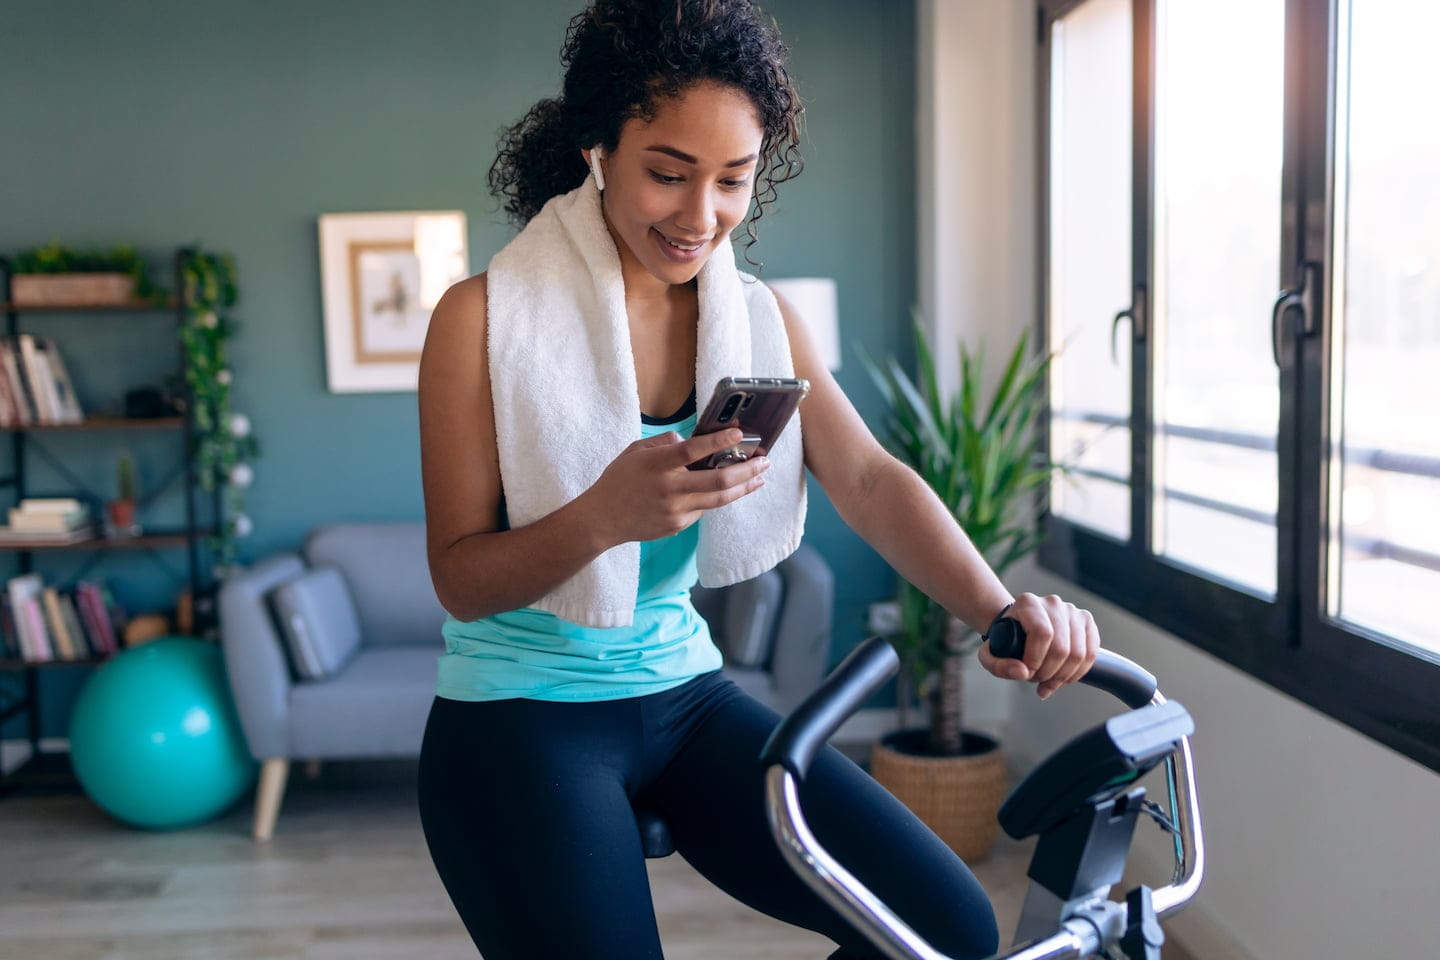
left=760, top=636, right=899, bottom=780
left=987, top=617, right=1158, bottom=710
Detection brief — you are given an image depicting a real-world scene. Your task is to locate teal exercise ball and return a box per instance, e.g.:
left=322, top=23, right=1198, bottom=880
left=69, top=636, right=256, bottom=830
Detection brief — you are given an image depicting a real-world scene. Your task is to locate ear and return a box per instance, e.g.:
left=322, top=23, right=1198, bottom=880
left=586, top=147, right=606, bottom=191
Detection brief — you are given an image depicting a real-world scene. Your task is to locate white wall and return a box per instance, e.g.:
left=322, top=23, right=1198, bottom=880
left=917, top=0, right=1037, bottom=396
left=918, top=2, right=1440, bottom=958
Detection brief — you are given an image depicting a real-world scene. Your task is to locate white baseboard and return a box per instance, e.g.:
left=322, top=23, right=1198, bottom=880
left=1, top=737, right=69, bottom=775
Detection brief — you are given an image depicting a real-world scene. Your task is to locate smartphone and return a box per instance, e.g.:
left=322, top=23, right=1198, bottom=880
left=687, top=376, right=810, bottom=470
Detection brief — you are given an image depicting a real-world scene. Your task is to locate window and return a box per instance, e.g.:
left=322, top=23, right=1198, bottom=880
left=1039, top=0, right=1440, bottom=773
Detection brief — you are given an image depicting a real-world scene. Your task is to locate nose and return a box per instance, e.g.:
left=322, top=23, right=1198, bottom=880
left=675, top=183, right=718, bottom=237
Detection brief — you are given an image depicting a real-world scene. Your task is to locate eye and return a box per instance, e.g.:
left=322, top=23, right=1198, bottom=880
left=722, top=179, right=751, bottom=190
left=649, top=171, right=683, bottom=184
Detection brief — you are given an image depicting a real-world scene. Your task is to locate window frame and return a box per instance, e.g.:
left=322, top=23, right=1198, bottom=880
left=1036, top=0, right=1440, bottom=774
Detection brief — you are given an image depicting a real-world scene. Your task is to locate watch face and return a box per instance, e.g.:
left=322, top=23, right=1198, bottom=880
left=984, top=613, right=1023, bottom=657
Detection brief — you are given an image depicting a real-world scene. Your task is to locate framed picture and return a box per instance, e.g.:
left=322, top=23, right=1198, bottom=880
left=317, top=210, right=469, bottom=393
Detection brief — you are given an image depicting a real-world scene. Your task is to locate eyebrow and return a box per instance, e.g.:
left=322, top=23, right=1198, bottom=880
left=643, top=145, right=758, bottom=168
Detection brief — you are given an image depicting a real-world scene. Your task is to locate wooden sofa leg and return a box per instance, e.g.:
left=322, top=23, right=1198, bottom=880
left=253, top=758, right=290, bottom=842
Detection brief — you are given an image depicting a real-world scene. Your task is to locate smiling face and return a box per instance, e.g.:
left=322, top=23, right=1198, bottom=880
left=592, top=81, right=765, bottom=292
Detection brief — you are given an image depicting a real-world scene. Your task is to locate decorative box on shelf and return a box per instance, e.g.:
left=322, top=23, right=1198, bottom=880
left=10, top=272, right=137, bottom=307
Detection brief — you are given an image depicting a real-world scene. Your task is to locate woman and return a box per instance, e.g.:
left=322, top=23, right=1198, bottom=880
left=417, top=2, right=1101, bottom=958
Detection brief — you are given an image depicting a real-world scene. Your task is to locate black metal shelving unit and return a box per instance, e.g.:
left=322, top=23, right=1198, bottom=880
left=0, top=248, right=219, bottom=793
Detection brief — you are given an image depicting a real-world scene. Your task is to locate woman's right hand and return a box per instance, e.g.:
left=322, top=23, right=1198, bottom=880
left=583, top=428, right=772, bottom=546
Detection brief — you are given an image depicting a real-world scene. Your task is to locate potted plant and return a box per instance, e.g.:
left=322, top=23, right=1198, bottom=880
left=862, top=317, right=1055, bottom=862
left=8, top=242, right=159, bottom=307
left=107, top=449, right=140, bottom=537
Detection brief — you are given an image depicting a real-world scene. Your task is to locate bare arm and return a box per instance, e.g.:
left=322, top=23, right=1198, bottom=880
left=420, top=275, right=769, bottom=622
left=419, top=275, right=610, bottom=621
left=773, top=288, right=1098, bottom=696
left=768, top=292, right=1010, bottom=632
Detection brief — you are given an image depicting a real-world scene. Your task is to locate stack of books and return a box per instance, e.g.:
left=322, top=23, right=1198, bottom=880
left=0, top=334, right=84, bottom=427
left=1, top=573, right=123, bottom=663
left=0, top=497, right=97, bottom=544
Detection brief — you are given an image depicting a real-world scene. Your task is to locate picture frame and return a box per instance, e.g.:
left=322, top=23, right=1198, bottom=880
left=317, top=210, right=469, bottom=393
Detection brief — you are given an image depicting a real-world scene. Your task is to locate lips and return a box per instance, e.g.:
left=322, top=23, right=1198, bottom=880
left=652, top=228, right=711, bottom=263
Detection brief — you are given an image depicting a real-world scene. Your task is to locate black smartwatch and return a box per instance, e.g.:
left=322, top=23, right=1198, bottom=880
left=982, top=602, right=1022, bottom=657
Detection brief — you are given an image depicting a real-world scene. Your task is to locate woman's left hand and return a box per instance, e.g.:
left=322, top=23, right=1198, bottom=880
left=976, top=593, right=1100, bottom=699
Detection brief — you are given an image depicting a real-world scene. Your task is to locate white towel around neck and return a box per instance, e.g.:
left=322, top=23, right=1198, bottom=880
left=485, top=175, right=807, bottom=628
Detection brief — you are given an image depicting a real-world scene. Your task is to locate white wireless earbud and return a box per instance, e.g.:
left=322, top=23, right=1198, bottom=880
left=589, top=147, right=606, bottom=192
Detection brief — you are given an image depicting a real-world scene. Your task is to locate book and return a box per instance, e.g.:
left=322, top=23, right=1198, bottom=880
left=40, top=337, right=83, bottom=423
left=16, top=334, right=58, bottom=424
left=16, top=497, right=85, bottom=514
left=42, top=586, right=77, bottom=660
left=20, top=597, right=52, bottom=661
left=76, top=581, right=117, bottom=654
left=0, top=340, right=34, bottom=425
left=0, top=525, right=96, bottom=545
left=59, top=592, right=93, bottom=659
left=6, top=574, right=50, bottom=662
left=0, top=357, right=16, bottom=428
left=8, top=508, right=91, bottom=532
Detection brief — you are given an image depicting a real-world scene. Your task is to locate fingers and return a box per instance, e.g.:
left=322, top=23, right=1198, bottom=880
left=681, top=456, right=771, bottom=509
left=1010, top=593, right=1101, bottom=700
left=1031, top=596, right=1072, bottom=698
left=977, top=640, right=1029, bottom=682
left=632, top=430, right=683, bottom=450
left=667, top=427, right=747, bottom=468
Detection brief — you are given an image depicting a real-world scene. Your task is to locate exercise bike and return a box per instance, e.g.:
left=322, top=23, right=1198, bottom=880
left=758, top=624, right=1203, bottom=960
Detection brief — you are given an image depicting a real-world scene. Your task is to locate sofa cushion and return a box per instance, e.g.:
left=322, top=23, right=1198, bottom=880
left=305, top=523, right=447, bottom=647
left=269, top=566, right=362, bottom=680
left=287, top=646, right=435, bottom=758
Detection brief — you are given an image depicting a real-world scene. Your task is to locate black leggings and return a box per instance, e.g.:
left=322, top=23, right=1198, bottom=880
left=417, top=670, right=999, bottom=959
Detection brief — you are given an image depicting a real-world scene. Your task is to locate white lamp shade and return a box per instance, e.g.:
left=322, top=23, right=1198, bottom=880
left=767, top=277, right=841, bottom=371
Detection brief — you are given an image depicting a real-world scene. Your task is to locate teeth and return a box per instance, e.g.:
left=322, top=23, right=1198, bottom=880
left=662, top=235, right=703, bottom=251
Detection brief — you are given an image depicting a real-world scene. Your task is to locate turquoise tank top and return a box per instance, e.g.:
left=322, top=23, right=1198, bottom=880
left=435, top=407, right=723, bottom=702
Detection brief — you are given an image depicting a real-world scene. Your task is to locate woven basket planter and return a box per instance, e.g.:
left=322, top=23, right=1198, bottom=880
left=11, top=272, right=136, bottom=306
left=870, top=729, right=1008, bottom=863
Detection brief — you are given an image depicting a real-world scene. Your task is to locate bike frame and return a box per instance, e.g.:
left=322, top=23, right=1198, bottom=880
left=762, top=656, right=1204, bottom=960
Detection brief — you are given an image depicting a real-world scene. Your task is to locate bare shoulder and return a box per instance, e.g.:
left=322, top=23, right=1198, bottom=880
left=763, top=282, right=818, bottom=377
left=762, top=280, right=891, bottom=503
left=427, top=272, right=489, bottom=342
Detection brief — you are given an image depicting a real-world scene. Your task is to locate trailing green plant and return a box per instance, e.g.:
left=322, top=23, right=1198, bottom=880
left=862, top=315, right=1057, bottom=757
left=12, top=241, right=162, bottom=301
left=180, top=248, right=258, bottom=571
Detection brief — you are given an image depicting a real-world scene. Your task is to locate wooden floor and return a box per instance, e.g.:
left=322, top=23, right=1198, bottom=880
left=0, top=758, right=1192, bottom=959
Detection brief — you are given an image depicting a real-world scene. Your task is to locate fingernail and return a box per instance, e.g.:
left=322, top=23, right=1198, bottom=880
left=757, top=457, right=771, bottom=470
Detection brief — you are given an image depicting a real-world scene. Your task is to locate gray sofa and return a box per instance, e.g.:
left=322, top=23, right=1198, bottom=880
left=218, top=522, right=833, bottom=840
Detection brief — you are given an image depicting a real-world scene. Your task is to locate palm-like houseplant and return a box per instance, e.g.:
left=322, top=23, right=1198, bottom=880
left=862, top=317, right=1055, bottom=859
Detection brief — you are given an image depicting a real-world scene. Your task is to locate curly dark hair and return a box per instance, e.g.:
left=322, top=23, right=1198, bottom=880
left=488, top=0, right=804, bottom=261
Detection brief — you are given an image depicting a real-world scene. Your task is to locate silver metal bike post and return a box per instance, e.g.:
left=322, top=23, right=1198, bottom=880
left=765, top=766, right=954, bottom=960
left=1147, top=692, right=1205, bottom=917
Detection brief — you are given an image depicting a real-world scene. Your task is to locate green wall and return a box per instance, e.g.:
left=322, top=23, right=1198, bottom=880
left=0, top=0, right=915, bottom=739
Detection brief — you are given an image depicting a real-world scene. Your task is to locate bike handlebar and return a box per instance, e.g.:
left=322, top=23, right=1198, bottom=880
left=759, top=636, right=898, bottom=779
left=985, top=617, right=1158, bottom=709
left=760, top=623, right=1161, bottom=781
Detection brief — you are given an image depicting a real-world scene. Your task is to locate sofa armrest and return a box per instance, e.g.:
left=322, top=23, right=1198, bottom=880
left=769, top=544, right=835, bottom=713
left=219, top=553, right=307, bottom=759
